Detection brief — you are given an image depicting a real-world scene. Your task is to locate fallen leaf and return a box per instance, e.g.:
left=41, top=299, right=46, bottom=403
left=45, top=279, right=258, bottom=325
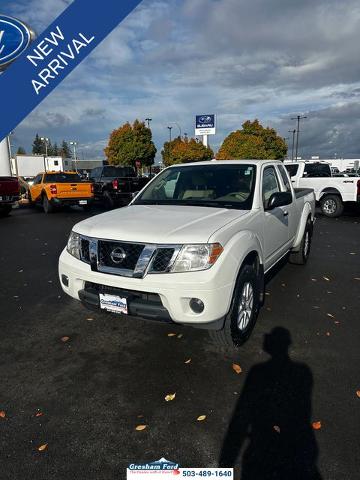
left=312, top=421, right=322, bottom=430
left=137, top=414, right=144, bottom=418
left=135, top=425, right=147, bottom=431
left=165, top=393, right=176, bottom=402
left=265, top=292, right=270, bottom=296
left=312, top=306, right=320, bottom=309
left=273, top=425, right=281, bottom=433
left=167, top=333, right=176, bottom=337
left=61, top=336, right=70, bottom=342
left=0, top=411, right=5, bottom=418
left=354, top=278, right=360, bottom=281
left=326, top=332, right=331, bottom=336
left=184, top=358, right=191, bottom=364
left=334, top=321, right=340, bottom=325
left=35, top=412, right=43, bottom=417
left=356, top=391, right=360, bottom=398
left=177, top=334, right=183, bottom=339
left=311, top=278, right=317, bottom=282
left=281, top=283, right=286, bottom=287
left=349, top=252, right=356, bottom=255
left=323, top=276, right=330, bottom=281
left=232, top=363, right=242, bottom=374
left=86, top=317, right=94, bottom=322
left=326, top=313, right=334, bottom=318
left=197, top=415, right=207, bottom=421
left=38, top=444, right=48, bottom=451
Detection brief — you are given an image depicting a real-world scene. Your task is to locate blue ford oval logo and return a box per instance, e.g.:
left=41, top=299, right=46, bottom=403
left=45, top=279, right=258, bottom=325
left=0, top=15, right=34, bottom=68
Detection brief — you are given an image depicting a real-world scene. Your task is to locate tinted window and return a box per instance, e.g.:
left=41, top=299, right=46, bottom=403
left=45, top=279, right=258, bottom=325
left=134, top=164, right=257, bottom=210
left=303, top=163, right=331, bottom=177
left=102, top=166, right=136, bottom=178
left=89, top=167, right=100, bottom=179
left=262, top=167, right=280, bottom=208
left=278, top=165, right=292, bottom=192
left=33, top=174, right=43, bottom=185
left=285, top=164, right=299, bottom=177
left=44, top=173, right=82, bottom=183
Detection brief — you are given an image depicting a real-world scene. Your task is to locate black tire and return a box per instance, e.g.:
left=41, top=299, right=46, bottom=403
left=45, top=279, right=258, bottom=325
left=42, top=195, right=54, bottom=214
left=289, top=218, right=313, bottom=265
left=82, top=204, right=91, bottom=212
left=320, top=194, right=344, bottom=218
left=209, top=264, right=260, bottom=349
left=0, top=205, right=12, bottom=217
left=103, top=190, right=115, bottom=209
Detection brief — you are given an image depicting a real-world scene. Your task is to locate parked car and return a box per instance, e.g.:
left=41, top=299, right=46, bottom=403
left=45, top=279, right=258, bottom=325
left=59, top=160, right=315, bottom=349
left=89, top=165, right=150, bottom=208
left=29, top=171, right=94, bottom=213
left=284, top=161, right=360, bottom=217
left=0, top=176, right=20, bottom=216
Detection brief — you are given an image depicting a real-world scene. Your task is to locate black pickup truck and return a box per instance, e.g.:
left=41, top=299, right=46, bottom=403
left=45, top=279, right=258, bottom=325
left=89, top=166, right=150, bottom=208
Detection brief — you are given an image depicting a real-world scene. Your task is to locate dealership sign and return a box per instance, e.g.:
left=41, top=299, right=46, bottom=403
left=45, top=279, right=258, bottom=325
left=195, top=114, right=216, bottom=136
left=0, top=15, right=34, bottom=70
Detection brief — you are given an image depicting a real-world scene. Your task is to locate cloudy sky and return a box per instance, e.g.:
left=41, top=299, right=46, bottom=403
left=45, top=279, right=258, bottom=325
left=2, top=0, right=360, bottom=160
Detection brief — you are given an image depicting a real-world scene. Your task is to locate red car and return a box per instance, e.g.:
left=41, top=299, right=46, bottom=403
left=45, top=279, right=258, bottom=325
left=0, top=177, right=20, bottom=217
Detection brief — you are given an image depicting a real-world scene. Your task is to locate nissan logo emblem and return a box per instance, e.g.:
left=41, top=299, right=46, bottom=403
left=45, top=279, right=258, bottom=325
left=110, top=247, right=127, bottom=264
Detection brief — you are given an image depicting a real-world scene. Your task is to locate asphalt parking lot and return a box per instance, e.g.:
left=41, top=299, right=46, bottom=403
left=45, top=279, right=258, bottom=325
left=0, top=205, right=359, bottom=479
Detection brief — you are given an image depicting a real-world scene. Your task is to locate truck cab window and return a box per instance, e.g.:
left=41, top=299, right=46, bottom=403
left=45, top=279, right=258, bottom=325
left=303, top=163, right=331, bottom=178
left=284, top=164, right=299, bottom=178
left=262, top=167, right=280, bottom=208
left=278, top=165, right=292, bottom=192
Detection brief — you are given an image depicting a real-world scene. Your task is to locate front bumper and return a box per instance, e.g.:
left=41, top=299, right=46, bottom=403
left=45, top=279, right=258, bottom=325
left=58, top=248, right=235, bottom=328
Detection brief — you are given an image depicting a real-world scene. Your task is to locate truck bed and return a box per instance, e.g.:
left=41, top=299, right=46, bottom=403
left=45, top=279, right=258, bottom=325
left=294, top=187, right=314, bottom=199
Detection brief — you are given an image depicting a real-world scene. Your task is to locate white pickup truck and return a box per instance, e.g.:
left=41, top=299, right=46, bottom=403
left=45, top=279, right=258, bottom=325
left=284, top=160, right=360, bottom=217
left=59, top=160, right=315, bottom=348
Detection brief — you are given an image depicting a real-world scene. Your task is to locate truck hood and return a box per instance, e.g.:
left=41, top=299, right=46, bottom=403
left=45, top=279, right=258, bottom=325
left=74, top=204, right=249, bottom=244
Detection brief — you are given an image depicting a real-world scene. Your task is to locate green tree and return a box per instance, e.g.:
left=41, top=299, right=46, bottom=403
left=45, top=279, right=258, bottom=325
left=161, top=137, right=214, bottom=166
left=60, top=140, right=72, bottom=158
left=52, top=142, right=59, bottom=156
left=104, top=120, right=157, bottom=167
left=17, top=146, right=26, bottom=155
left=216, top=119, right=287, bottom=160
left=32, top=134, right=43, bottom=154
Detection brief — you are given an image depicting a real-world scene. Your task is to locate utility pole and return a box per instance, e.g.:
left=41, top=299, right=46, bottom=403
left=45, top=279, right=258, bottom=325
left=70, top=141, right=78, bottom=172
left=288, top=129, right=296, bottom=161
left=291, top=115, right=307, bottom=160
left=40, top=137, right=49, bottom=157
left=167, top=126, right=173, bottom=164
left=145, top=118, right=152, bottom=128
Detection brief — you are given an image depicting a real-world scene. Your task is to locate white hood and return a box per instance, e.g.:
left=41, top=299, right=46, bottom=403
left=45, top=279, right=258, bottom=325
left=74, top=204, right=249, bottom=244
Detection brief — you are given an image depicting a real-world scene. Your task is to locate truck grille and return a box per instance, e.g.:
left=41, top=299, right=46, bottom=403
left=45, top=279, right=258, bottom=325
left=150, top=248, right=175, bottom=272
left=98, top=240, right=144, bottom=271
left=76, top=235, right=181, bottom=278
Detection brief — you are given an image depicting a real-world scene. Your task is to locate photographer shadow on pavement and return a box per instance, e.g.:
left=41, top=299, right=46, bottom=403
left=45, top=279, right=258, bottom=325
left=219, top=327, right=322, bottom=480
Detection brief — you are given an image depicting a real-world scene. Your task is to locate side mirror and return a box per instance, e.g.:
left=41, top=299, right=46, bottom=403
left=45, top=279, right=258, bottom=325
left=267, top=191, right=292, bottom=210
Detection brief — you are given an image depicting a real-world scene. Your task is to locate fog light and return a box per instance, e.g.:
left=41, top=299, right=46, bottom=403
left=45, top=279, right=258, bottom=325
left=189, top=298, right=204, bottom=314
left=61, top=274, right=69, bottom=287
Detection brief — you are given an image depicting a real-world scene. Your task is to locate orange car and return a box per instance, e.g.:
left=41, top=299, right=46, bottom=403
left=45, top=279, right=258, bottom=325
left=29, top=171, right=94, bottom=213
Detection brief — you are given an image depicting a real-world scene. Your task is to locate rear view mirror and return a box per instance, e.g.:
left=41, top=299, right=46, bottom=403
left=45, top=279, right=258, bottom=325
left=267, top=191, right=292, bottom=210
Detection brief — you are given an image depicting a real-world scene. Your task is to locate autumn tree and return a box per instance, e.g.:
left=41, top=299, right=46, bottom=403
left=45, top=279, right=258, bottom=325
left=161, top=137, right=214, bottom=166
left=104, top=120, right=157, bottom=167
left=216, top=119, right=287, bottom=160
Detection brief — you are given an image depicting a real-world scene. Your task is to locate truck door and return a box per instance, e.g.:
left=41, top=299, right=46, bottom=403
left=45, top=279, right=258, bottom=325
left=30, top=174, right=43, bottom=201
left=262, top=166, right=289, bottom=270
left=277, top=164, right=297, bottom=243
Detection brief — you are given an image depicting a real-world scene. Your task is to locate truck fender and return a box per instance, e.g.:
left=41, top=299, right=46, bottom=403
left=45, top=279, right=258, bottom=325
left=319, top=187, right=342, bottom=200
left=225, top=230, right=264, bottom=305
left=292, top=203, right=312, bottom=251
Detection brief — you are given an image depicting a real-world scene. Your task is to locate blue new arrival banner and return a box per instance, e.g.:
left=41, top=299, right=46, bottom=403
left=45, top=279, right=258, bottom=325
left=0, top=0, right=144, bottom=141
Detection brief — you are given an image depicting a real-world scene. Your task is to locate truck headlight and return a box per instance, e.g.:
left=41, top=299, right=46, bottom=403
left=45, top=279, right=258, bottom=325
left=67, top=231, right=81, bottom=259
left=171, top=243, right=223, bottom=273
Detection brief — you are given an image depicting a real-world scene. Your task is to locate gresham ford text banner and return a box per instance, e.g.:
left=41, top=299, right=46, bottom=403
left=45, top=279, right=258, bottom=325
left=0, top=0, right=144, bottom=142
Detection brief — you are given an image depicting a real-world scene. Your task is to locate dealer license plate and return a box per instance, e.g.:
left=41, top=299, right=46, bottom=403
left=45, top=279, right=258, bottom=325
left=79, top=200, right=87, bottom=205
left=99, top=294, right=128, bottom=315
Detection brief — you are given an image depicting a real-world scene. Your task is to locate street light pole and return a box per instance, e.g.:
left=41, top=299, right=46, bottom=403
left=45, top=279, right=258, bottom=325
left=169, top=122, right=181, bottom=138
left=145, top=118, right=152, bottom=128
left=167, top=126, right=173, bottom=164
left=291, top=115, right=307, bottom=160
left=40, top=137, right=49, bottom=171
left=288, top=129, right=296, bottom=161
left=70, top=141, right=78, bottom=172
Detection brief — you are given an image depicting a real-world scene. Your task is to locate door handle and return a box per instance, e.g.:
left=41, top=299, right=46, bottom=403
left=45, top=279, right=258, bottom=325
left=283, top=210, right=289, bottom=217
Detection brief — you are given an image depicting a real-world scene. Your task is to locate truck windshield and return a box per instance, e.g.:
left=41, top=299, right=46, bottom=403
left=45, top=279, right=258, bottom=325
left=134, top=164, right=256, bottom=209
left=44, top=173, right=82, bottom=183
